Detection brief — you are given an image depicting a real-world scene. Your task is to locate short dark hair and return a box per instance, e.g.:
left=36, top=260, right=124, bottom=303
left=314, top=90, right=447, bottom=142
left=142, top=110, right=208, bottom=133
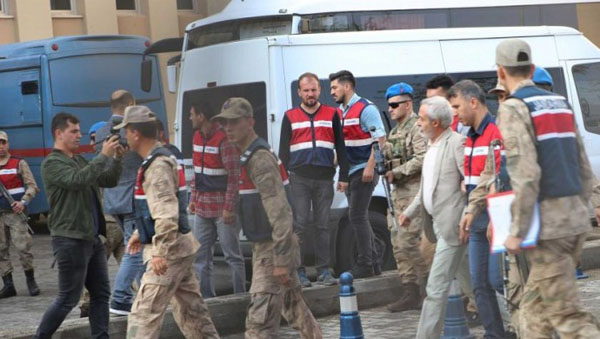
left=298, top=72, right=320, bottom=88
left=51, top=112, right=80, bottom=138
left=503, top=65, right=532, bottom=78
left=329, top=70, right=356, bottom=88
left=448, top=80, right=486, bottom=105
left=190, top=100, right=215, bottom=119
left=425, top=74, right=455, bottom=91
left=128, top=121, right=157, bottom=139
left=110, top=91, right=135, bottom=112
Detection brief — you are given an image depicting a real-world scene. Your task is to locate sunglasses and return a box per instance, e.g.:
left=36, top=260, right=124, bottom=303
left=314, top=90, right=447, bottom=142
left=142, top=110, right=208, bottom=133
left=388, top=100, right=411, bottom=109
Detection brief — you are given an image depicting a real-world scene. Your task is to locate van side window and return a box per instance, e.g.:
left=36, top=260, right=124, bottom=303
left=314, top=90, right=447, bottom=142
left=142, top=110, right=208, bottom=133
left=180, top=82, right=268, bottom=159
left=0, top=69, right=42, bottom=127
left=572, top=62, right=600, bottom=135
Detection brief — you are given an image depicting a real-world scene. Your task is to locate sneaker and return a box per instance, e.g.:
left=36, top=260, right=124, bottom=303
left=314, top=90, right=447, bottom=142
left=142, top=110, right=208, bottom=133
left=298, top=268, right=312, bottom=288
left=465, top=311, right=482, bottom=328
left=317, top=269, right=337, bottom=286
left=348, top=264, right=374, bottom=279
left=109, top=300, right=132, bottom=316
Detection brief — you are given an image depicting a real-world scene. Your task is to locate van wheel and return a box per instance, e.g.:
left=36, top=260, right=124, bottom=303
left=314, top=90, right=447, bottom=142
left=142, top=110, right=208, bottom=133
left=334, top=210, right=393, bottom=276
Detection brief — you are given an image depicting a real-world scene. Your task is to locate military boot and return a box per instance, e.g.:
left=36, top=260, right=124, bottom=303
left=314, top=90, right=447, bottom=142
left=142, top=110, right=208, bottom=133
left=25, top=269, right=40, bottom=296
left=387, top=282, right=421, bottom=313
left=0, top=272, right=16, bottom=299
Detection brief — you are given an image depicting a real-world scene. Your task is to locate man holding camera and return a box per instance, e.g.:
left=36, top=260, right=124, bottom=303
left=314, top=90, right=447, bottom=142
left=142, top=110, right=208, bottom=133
left=94, top=90, right=145, bottom=315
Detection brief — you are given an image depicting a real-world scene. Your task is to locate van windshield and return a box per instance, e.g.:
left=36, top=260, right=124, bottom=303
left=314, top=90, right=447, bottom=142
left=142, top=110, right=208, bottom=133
left=49, top=54, right=161, bottom=106
left=572, top=62, right=600, bottom=135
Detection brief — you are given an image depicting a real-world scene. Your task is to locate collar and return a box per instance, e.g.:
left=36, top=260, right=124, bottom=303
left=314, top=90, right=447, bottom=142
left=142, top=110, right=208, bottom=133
left=428, top=128, right=452, bottom=146
left=397, top=112, right=417, bottom=130
left=467, top=113, right=494, bottom=138
left=199, top=122, right=222, bottom=140
left=340, top=93, right=361, bottom=112
left=510, top=79, right=536, bottom=94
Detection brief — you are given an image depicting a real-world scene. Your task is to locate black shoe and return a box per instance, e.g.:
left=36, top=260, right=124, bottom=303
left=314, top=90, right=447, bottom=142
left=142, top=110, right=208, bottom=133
left=373, top=263, right=382, bottom=276
left=0, top=273, right=16, bottom=299
left=348, top=264, right=374, bottom=279
left=25, top=269, right=40, bottom=296
left=80, top=305, right=89, bottom=318
left=465, top=311, right=482, bottom=328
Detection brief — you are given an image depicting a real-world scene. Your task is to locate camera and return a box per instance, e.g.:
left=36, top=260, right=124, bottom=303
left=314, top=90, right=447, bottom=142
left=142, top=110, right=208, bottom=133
left=109, top=126, right=128, bottom=147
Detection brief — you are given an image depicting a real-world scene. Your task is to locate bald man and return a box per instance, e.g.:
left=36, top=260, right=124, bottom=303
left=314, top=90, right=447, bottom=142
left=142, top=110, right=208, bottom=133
left=95, top=90, right=145, bottom=316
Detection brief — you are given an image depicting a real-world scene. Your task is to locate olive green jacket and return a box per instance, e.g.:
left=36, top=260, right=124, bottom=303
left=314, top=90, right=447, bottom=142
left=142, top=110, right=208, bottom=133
left=41, top=149, right=122, bottom=241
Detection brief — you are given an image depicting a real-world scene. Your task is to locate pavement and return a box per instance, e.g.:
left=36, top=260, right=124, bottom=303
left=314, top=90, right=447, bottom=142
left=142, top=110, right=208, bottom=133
left=1, top=227, right=600, bottom=338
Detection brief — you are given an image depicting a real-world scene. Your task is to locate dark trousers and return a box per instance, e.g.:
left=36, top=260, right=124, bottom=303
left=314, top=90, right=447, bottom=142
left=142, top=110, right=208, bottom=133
left=35, top=236, right=110, bottom=339
left=289, top=172, right=335, bottom=271
left=345, top=170, right=381, bottom=267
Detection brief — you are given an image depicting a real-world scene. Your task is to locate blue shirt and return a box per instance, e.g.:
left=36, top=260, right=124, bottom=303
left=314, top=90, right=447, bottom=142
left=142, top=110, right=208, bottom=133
left=340, top=93, right=386, bottom=175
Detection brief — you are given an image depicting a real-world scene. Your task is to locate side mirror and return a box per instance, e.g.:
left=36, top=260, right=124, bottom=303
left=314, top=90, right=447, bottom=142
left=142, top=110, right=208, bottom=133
left=167, top=64, right=177, bottom=93
left=141, top=59, right=153, bottom=92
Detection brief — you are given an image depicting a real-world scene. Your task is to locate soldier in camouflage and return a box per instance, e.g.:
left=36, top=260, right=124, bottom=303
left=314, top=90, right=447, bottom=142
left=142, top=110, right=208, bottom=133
left=381, top=83, right=429, bottom=312
left=496, top=39, right=600, bottom=338
left=213, top=97, right=322, bottom=339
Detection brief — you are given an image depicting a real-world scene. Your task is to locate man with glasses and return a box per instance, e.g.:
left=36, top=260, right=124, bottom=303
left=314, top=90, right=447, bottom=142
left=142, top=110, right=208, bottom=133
left=382, top=83, right=429, bottom=312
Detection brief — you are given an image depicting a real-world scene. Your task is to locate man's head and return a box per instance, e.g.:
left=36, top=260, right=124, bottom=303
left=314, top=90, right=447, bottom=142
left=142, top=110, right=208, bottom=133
left=426, top=74, right=454, bottom=98
left=0, top=131, right=9, bottom=157
left=385, top=82, right=414, bottom=122
left=189, top=101, right=215, bottom=130
left=113, top=106, right=157, bottom=153
left=488, top=82, right=508, bottom=103
left=52, top=113, right=82, bottom=153
left=496, top=39, right=535, bottom=92
left=447, top=80, right=487, bottom=128
left=110, top=90, right=135, bottom=116
left=417, top=96, right=453, bottom=141
left=329, top=70, right=356, bottom=105
left=211, top=97, right=254, bottom=147
left=155, top=119, right=169, bottom=144
left=532, top=66, right=553, bottom=91
left=297, top=72, right=321, bottom=108
left=88, top=121, right=107, bottom=147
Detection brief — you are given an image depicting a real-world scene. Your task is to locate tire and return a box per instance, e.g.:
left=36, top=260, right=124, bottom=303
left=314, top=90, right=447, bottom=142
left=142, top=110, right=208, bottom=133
left=333, top=209, right=394, bottom=276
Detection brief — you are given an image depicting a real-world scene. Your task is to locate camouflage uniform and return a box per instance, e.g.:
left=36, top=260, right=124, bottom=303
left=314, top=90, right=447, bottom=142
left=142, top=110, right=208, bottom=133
left=244, top=147, right=322, bottom=339
left=383, top=113, right=428, bottom=285
left=127, top=146, right=218, bottom=339
left=497, top=79, right=600, bottom=338
left=0, top=157, right=39, bottom=276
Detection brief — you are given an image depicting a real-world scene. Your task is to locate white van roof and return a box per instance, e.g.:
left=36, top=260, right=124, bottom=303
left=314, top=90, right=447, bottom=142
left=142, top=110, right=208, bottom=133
left=189, top=0, right=597, bottom=29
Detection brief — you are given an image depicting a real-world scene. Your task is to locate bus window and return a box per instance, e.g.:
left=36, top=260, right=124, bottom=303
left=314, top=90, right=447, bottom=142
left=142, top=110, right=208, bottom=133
left=572, top=62, right=600, bottom=135
left=49, top=54, right=161, bottom=106
left=181, top=82, right=268, bottom=158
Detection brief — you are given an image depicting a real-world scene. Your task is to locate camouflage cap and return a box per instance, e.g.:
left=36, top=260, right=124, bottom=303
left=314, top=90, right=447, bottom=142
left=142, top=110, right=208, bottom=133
left=496, top=39, right=532, bottom=67
left=211, top=97, right=253, bottom=121
left=0, top=131, right=7, bottom=141
left=113, top=105, right=156, bottom=129
left=488, top=81, right=507, bottom=94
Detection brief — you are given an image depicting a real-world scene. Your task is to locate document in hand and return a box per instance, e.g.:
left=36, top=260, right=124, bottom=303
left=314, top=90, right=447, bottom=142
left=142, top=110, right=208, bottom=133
left=487, top=191, right=540, bottom=254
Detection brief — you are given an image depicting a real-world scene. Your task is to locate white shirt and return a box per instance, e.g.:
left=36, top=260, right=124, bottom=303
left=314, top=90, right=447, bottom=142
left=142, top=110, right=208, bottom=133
left=422, top=140, right=440, bottom=215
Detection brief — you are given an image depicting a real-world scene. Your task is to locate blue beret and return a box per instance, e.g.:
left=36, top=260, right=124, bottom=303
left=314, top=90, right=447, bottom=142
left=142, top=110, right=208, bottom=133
left=533, top=66, right=553, bottom=86
left=386, top=83, right=414, bottom=100
left=89, top=121, right=107, bottom=135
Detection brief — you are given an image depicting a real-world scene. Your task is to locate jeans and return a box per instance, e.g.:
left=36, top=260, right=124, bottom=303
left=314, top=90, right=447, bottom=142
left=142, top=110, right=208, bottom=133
left=193, top=215, right=246, bottom=298
left=36, top=236, right=109, bottom=339
left=469, top=211, right=505, bottom=339
left=110, top=215, right=144, bottom=307
left=345, top=170, right=381, bottom=267
left=289, top=173, right=334, bottom=271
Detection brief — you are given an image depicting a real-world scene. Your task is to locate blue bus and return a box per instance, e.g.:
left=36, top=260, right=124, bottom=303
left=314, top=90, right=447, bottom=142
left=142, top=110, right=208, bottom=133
left=0, top=35, right=168, bottom=215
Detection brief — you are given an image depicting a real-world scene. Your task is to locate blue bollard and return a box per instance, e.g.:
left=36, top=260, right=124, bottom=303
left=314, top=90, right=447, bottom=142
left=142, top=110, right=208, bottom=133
left=442, top=279, right=475, bottom=339
left=339, top=272, right=364, bottom=339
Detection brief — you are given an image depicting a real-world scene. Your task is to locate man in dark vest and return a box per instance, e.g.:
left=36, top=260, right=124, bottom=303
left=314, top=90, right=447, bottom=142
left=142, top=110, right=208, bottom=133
left=119, top=106, right=218, bottom=338
left=279, top=72, right=349, bottom=287
left=213, top=97, right=322, bottom=338
left=496, top=38, right=600, bottom=337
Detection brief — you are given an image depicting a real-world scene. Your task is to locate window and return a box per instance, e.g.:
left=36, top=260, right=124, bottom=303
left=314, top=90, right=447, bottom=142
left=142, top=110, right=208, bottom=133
left=181, top=82, right=267, bottom=158
left=573, top=62, right=600, bottom=135
left=116, top=0, right=137, bottom=11
left=177, top=0, right=195, bottom=11
left=50, top=0, right=73, bottom=11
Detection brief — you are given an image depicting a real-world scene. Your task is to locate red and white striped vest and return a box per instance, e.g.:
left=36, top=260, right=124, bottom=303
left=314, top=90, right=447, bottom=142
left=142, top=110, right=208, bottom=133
left=285, top=105, right=336, bottom=170
left=464, top=114, right=503, bottom=193
left=338, top=98, right=373, bottom=166
left=193, top=128, right=228, bottom=192
left=0, top=157, right=25, bottom=209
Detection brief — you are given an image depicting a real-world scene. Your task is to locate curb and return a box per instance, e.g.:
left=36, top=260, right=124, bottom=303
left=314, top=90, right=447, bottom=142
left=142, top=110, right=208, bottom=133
left=6, top=242, right=600, bottom=339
